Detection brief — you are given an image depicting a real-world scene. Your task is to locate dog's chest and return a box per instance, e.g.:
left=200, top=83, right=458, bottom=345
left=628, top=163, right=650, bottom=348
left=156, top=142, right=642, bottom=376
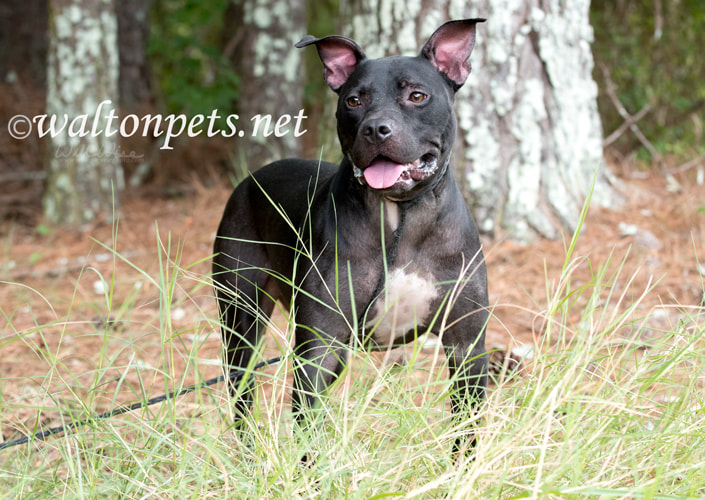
left=365, top=268, right=438, bottom=346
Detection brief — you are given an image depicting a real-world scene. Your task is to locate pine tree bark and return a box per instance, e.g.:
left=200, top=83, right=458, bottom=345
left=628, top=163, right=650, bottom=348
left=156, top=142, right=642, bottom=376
left=44, top=0, right=123, bottom=225
left=345, top=0, right=620, bottom=241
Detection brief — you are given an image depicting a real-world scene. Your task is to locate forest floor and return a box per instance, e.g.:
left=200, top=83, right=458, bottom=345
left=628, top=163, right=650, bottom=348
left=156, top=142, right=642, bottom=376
left=0, top=164, right=703, bottom=436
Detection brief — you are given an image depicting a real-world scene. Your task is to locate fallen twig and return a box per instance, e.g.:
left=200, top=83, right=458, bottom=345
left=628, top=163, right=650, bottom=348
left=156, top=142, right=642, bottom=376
left=603, top=104, right=651, bottom=147
left=666, top=153, right=705, bottom=175
left=599, top=62, right=666, bottom=171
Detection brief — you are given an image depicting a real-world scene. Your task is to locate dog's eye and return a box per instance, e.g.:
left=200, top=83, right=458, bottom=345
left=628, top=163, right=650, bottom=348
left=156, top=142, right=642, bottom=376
left=346, top=96, right=362, bottom=107
left=409, top=92, right=427, bottom=103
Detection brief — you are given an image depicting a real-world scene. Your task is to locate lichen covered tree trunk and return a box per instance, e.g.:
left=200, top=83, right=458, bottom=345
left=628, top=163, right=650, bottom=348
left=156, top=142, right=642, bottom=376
left=45, top=0, right=123, bottom=225
left=346, top=0, right=618, bottom=241
left=226, top=0, right=306, bottom=169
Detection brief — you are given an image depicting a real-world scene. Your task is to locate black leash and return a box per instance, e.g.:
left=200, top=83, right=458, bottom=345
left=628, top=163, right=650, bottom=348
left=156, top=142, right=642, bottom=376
left=362, top=201, right=410, bottom=328
left=0, top=356, right=282, bottom=451
left=367, top=156, right=449, bottom=306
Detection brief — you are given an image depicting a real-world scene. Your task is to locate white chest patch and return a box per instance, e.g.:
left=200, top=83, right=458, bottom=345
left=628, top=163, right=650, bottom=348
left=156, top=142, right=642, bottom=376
left=365, top=269, right=438, bottom=346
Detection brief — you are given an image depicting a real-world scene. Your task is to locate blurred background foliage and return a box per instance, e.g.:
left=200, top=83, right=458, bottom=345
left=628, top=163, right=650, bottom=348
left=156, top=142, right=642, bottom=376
left=149, top=0, right=239, bottom=123
left=1, top=0, right=701, bottom=225
left=591, top=0, right=705, bottom=163
left=145, top=0, right=704, bottom=165
left=2, top=0, right=703, bottom=181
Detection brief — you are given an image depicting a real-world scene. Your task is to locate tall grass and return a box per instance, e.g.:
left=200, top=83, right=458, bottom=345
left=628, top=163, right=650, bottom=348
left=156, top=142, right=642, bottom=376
left=1, top=219, right=704, bottom=499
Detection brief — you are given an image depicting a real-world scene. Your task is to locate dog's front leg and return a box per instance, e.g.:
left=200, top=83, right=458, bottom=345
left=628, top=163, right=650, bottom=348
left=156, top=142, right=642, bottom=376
left=446, top=341, right=488, bottom=455
left=291, top=328, right=348, bottom=448
left=442, top=298, right=489, bottom=457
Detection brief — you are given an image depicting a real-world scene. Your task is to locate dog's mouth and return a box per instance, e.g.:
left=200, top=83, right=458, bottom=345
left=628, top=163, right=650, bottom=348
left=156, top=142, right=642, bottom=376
left=353, top=154, right=438, bottom=189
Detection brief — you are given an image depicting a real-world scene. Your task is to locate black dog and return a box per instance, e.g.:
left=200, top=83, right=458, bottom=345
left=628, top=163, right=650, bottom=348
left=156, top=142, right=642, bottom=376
left=213, top=19, right=489, bottom=454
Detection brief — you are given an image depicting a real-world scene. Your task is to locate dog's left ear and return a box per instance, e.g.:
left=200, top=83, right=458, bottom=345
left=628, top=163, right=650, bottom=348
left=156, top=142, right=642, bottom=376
left=420, top=18, right=486, bottom=91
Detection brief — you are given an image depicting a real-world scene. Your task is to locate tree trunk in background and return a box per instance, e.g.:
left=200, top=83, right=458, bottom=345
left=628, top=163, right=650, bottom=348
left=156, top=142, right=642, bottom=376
left=44, top=0, right=123, bottom=225
left=0, top=0, right=48, bottom=86
left=345, top=0, right=620, bottom=241
left=225, top=0, right=306, bottom=170
left=117, top=0, right=152, bottom=110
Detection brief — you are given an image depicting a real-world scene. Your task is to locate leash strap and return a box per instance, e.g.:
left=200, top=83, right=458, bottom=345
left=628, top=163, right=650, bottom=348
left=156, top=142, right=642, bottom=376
left=361, top=202, right=409, bottom=325
left=359, top=157, right=449, bottom=330
left=0, top=356, right=282, bottom=451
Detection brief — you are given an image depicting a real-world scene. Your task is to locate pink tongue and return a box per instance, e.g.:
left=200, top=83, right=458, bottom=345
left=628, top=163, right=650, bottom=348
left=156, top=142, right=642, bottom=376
left=363, top=159, right=405, bottom=189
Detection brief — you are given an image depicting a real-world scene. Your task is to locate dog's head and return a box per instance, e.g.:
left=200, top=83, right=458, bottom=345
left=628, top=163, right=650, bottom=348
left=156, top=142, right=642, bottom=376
left=297, top=19, right=483, bottom=201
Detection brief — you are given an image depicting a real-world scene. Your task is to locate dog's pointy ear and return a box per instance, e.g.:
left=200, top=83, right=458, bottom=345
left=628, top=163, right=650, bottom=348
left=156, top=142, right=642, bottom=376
left=296, top=35, right=366, bottom=93
left=419, top=18, right=485, bottom=91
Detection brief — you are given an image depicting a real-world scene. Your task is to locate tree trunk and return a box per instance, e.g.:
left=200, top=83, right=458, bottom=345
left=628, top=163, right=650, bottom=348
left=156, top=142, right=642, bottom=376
left=345, top=0, right=620, bottom=241
left=44, top=0, right=123, bottom=225
left=225, top=0, right=306, bottom=170
left=0, top=0, right=48, bottom=86
left=116, top=0, right=152, bottom=111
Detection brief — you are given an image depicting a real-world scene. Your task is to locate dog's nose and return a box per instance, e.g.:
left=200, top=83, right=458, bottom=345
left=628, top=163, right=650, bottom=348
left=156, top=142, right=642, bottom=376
left=362, top=120, right=393, bottom=144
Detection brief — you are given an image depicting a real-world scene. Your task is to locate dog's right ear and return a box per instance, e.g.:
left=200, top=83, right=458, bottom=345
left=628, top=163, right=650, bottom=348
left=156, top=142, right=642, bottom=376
left=296, top=35, right=366, bottom=93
